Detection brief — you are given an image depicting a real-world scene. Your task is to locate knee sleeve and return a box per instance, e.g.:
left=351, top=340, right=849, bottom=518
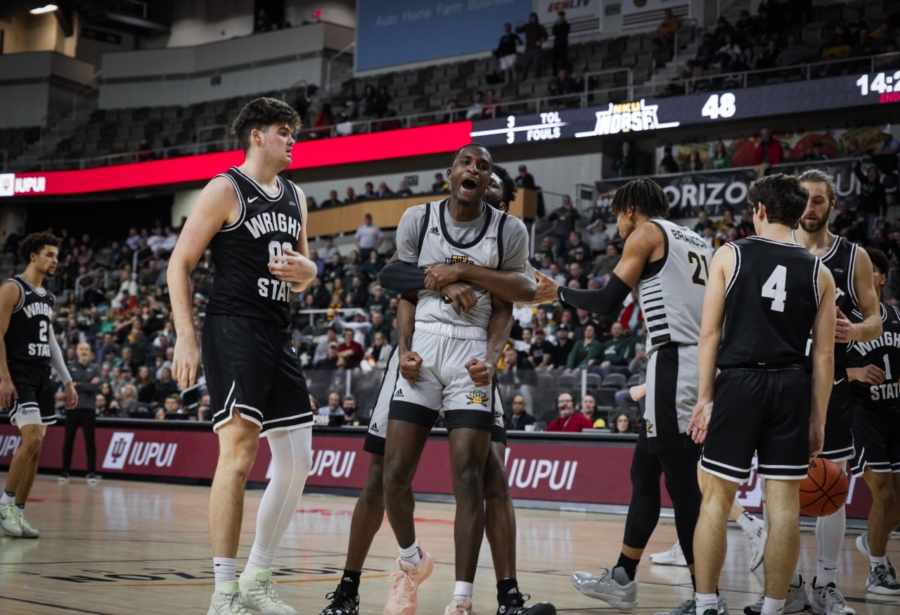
left=623, top=437, right=663, bottom=550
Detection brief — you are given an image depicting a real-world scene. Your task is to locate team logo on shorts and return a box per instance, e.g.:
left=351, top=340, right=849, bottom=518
left=645, top=421, right=654, bottom=434
left=446, top=255, right=471, bottom=265
left=466, top=390, right=490, bottom=406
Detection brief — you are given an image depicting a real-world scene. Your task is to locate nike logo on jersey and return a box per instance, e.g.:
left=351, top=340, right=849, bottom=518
left=248, top=196, right=259, bottom=203
left=834, top=378, right=845, bottom=385
left=24, top=291, right=32, bottom=295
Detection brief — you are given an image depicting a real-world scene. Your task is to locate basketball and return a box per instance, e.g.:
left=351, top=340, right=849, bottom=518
left=799, top=458, right=849, bottom=517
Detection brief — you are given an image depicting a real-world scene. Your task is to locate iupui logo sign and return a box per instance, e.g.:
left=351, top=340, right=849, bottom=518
left=102, top=432, right=178, bottom=470
left=266, top=448, right=357, bottom=480
left=576, top=100, right=680, bottom=137
left=0, top=434, right=21, bottom=460
left=505, top=446, right=578, bottom=491
left=0, top=173, right=46, bottom=197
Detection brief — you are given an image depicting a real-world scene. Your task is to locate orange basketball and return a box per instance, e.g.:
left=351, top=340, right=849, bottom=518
left=799, top=458, right=849, bottom=517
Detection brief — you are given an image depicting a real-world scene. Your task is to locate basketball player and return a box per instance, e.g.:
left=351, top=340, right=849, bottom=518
left=0, top=232, right=77, bottom=539
left=689, top=174, right=835, bottom=615
left=846, top=247, right=900, bottom=595
left=377, top=144, right=530, bottom=614
left=533, top=178, right=716, bottom=614
left=169, top=98, right=318, bottom=615
left=793, top=169, right=882, bottom=614
left=319, top=165, right=553, bottom=615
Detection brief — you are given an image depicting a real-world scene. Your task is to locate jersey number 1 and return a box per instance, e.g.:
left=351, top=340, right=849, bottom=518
left=762, top=265, right=787, bottom=312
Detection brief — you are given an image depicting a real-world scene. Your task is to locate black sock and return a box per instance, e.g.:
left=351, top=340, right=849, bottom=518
left=15, top=503, right=24, bottom=512
left=340, top=569, right=361, bottom=597
left=616, top=553, right=640, bottom=581
left=4, top=491, right=13, bottom=499
left=497, top=577, right=519, bottom=605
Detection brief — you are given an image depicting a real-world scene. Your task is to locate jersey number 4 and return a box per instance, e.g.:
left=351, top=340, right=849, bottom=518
left=762, top=265, right=787, bottom=312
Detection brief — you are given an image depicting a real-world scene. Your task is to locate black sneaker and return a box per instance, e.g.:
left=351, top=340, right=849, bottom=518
left=85, top=473, right=101, bottom=485
left=319, top=584, right=360, bottom=615
left=497, top=593, right=556, bottom=615
left=58, top=472, right=69, bottom=484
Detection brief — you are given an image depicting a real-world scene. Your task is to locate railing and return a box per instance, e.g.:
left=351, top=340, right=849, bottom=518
left=17, top=51, right=900, bottom=173
left=673, top=18, right=700, bottom=69
left=74, top=267, right=110, bottom=302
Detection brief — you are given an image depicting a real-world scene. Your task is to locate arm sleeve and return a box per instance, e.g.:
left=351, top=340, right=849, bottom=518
left=558, top=273, right=634, bottom=316
left=379, top=260, right=426, bottom=293
left=500, top=218, right=530, bottom=272
left=49, top=335, right=72, bottom=385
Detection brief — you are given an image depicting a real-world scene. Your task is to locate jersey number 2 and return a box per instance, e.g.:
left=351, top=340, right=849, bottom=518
left=687, top=251, right=709, bottom=286
left=762, top=265, right=787, bottom=312
left=38, top=321, right=48, bottom=342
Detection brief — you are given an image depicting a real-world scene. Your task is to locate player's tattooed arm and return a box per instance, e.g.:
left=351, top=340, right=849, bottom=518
left=844, top=247, right=882, bottom=343
left=467, top=294, right=513, bottom=387
left=0, top=281, right=19, bottom=408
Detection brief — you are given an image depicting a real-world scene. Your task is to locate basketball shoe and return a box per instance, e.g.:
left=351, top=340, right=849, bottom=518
left=650, top=542, right=687, bottom=566
left=239, top=568, right=297, bottom=614
left=496, top=591, right=556, bottom=614
left=86, top=473, right=101, bottom=486
left=0, top=503, right=22, bottom=537
left=808, top=578, right=855, bottom=615
left=58, top=472, right=69, bottom=484
left=744, top=516, right=767, bottom=571
left=208, top=581, right=252, bottom=615
left=445, top=597, right=475, bottom=615
left=866, top=564, right=900, bottom=595
left=743, top=574, right=808, bottom=614
left=319, top=584, right=360, bottom=614
left=856, top=532, right=896, bottom=578
left=655, top=596, right=729, bottom=615
left=384, top=548, right=433, bottom=615
left=571, top=566, right=638, bottom=611
left=14, top=511, right=39, bottom=538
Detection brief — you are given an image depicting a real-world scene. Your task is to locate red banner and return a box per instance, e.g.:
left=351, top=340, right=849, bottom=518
left=0, top=425, right=873, bottom=517
left=0, top=122, right=473, bottom=198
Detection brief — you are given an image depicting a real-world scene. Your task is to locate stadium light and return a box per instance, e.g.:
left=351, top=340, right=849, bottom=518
left=29, top=4, right=58, bottom=14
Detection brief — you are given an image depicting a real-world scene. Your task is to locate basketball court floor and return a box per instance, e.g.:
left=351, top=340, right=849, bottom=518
left=0, top=476, right=897, bottom=614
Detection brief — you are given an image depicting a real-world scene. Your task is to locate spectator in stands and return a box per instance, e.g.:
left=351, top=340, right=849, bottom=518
left=566, top=262, right=588, bottom=288
left=337, top=328, right=363, bottom=370
left=801, top=141, right=830, bottom=162
left=552, top=11, right=570, bottom=74
left=756, top=40, right=781, bottom=70
left=529, top=328, right=555, bottom=370
left=847, top=9, right=868, bottom=39
left=547, top=195, right=580, bottom=258
left=546, top=392, right=592, bottom=432
left=315, top=343, right=340, bottom=370
left=710, top=141, right=732, bottom=169
left=874, top=131, right=900, bottom=156
left=314, top=103, right=335, bottom=138
left=611, top=413, right=634, bottom=434
left=586, top=216, right=611, bottom=257
left=506, top=395, right=535, bottom=431
left=871, top=23, right=893, bottom=47
left=324, top=252, right=344, bottom=283
left=359, top=85, right=379, bottom=117
left=597, top=322, right=635, bottom=376
left=566, top=324, right=601, bottom=370
left=321, top=190, right=341, bottom=208
left=753, top=128, right=782, bottom=166
left=496, top=23, right=522, bottom=83
left=845, top=138, right=867, bottom=158
left=822, top=30, right=852, bottom=60
left=432, top=172, right=449, bottom=193
left=855, top=159, right=887, bottom=238
left=342, top=84, right=359, bottom=119
left=733, top=46, right=758, bottom=72
left=481, top=89, right=502, bottom=118
left=713, top=17, right=734, bottom=45
left=681, top=150, right=704, bottom=172
left=340, top=396, right=368, bottom=427
left=580, top=395, right=605, bottom=428
left=516, top=165, right=536, bottom=189
left=591, top=244, right=621, bottom=279
left=365, top=284, right=389, bottom=315
left=153, top=367, right=178, bottom=407
left=395, top=180, right=413, bottom=197
left=364, top=331, right=392, bottom=370
left=362, top=249, right=384, bottom=281
left=360, top=182, right=376, bottom=200
left=690, top=33, right=717, bottom=70
left=777, top=34, right=806, bottom=67
left=659, top=146, right=679, bottom=174
left=517, top=12, right=548, bottom=79
left=612, top=141, right=636, bottom=178
left=320, top=236, right=339, bottom=261
left=853, top=29, right=877, bottom=57
left=548, top=69, right=578, bottom=107
left=466, top=90, right=485, bottom=120
left=318, top=392, right=342, bottom=417
left=694, top=209, right=714, bottom=235
left=649, top=9, right=680, bottom=47
left=355, top=213, right=383, bottom=261
left=717, top=34, right=742, bottom=71
left=551, top=324, right=574, bottom=369
left=565, top=231, right=587, bottom=263
left=444, top=99, right=464, bottom=123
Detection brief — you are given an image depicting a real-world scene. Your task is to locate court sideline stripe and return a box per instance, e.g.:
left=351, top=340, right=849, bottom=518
left=0, top=594, right=113, bottom=614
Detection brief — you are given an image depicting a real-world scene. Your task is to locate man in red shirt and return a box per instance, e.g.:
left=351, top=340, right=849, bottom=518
left=546, top=391, right=593, bottom=432
left=752, top=128, right=783, bottom=166
left=337, top=328, right=363, bottom=370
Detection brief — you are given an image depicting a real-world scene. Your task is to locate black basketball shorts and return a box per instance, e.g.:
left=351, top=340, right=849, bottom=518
left=363, top=347, right=506, bottom=456
left=820, top=367, right=855, bottom=462
left=6, top=363, right=55, bottom=428
left=701, top=367, right=811, bottom=483
left=850, top=402, right=900, bottom=476
left=202, top=314, right=312, bottom=437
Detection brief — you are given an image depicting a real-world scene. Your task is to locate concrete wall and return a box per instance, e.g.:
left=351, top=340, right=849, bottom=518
left=0, top=52, right=96, bottom=128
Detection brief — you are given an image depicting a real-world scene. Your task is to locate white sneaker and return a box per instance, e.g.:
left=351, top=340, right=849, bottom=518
left=856, top=533, right=896, bottom=578
left=14, top=511, right=38, bottom=539
left=809, top=579, right=855, bottom=615
left=0, top=503, right=22, bottom=537
left=650, top=542, right=687, bottom=567
left=744, top=518, right=767, bottom=571
left=866, top=564, right=900, bottom=595
left=209, top=581, right=253, bottom=614
left=240, top=569, right=297, bottom=615
left=444, top=596, right=475, bottom=615
left=745, top=575, right=808, bottom=614
left=571, top=566, right=638, bottom=611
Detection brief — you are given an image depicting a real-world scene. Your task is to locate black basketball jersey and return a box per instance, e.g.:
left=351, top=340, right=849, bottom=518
left=847, top=303, right=900, bottom=408
left=205, top=167, right=303, bottom=328
left=717, top=237, right=821, bottom=369
left=819, top=236, right=859, bottom=367
left=4, top=275, right=55, bottom=366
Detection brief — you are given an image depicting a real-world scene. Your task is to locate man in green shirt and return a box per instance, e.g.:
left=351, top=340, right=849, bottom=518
left=598, top=322, right=635, bottom=376
left=567, top=323, right=602, bottom=370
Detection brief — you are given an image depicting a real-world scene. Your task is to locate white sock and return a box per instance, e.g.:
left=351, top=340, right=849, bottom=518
left=695, top=592, right=718, bottom=613
left=0, top=491, right=13, bottom=506
left=737, top=511, right=759, bottom=534
left=244, top=544, right=278, bottom=576
left=761, top=597, right=786, bottom=615
left=870, top=554, right=888, bottom=569
left=815, top=497, right=845, bottom=587
left=213, top=557, right=236, bottom=589
left=399, top=540, right=421, bottom=566
left=454, top=581, right=474, bottom=600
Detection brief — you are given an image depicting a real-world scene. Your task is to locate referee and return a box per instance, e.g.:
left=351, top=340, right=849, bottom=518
left=61, top=342, right=101, bottom=483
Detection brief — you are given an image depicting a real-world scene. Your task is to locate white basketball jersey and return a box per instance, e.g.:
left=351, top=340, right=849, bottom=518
left=639, top=219, right=710, bottom=354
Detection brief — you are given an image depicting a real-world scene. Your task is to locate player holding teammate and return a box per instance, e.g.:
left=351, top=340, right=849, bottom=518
left=533, top=179, right=714, bottom=614
left=318, top=164, right=553, bottom=615
left=846, top=247, right=900, bottom=595
left=793, top=169, right=882, bottom=614
left=689, top=174, right=835, bottom=615
left=169, top=98, right=319, bottom=615
left=0, top=232, right=77, bottom=539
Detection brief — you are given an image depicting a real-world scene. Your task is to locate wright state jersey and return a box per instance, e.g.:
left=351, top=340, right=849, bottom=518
left=819, top=236, right=859, bottom=368
left=847, top=303, right=900, bottom=408
left=4, top=275, right=55, bottom=365
left=638, top=219, right=711, bottom=354
left=717, top=237, right=821, bottom=369
left=206, top=167, right=303, bottom=328
left=396, top=199, right=529, bottom=331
